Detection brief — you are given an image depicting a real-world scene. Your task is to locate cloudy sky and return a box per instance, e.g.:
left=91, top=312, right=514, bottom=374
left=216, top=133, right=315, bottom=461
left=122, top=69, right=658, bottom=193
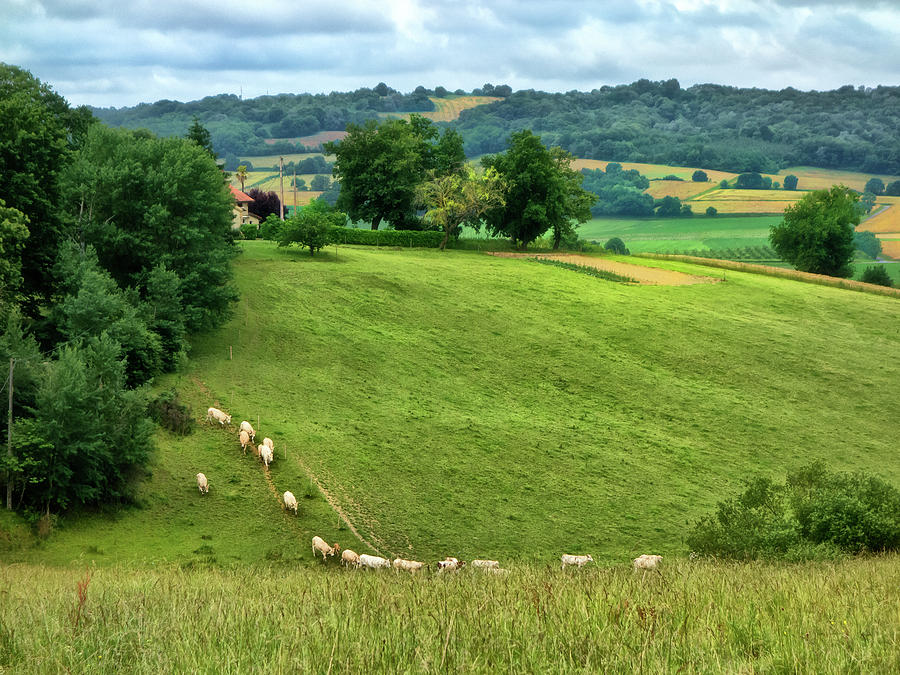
left=2, top=0, right=898, bottom=108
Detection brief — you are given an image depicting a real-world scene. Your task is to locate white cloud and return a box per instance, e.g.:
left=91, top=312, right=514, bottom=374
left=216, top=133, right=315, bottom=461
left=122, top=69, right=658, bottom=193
left=0, top=0, right=898, bottom=107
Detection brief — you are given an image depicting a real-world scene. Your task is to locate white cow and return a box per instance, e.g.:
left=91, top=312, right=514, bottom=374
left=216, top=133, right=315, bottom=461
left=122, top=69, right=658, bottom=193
left=312, top=536, right=340, bottom=560
left=633, top=554, right=663, bottom=571
left=239, top=429, right=251, bottom=454
left=206, top=407, right=231, bottom=426
left=470, top=559, right=500, bottom=570
left=260, top=445, right=273, bottom=468
left=239, top=420, right=256, bottom=441
left=561, top=554, right=593, bottom=569
left=283, top=491, right=298, bottom=515
left=392, top=558, right=425, bottom=573
left=358, top=554, right=392, bottom=569
left=262, top=437, right=274, bottom=451
left=341, top=549, right=360, bottom=566
left=436, top=557, right=464, bottom=572
left=196, top=473, right=209, bottom=494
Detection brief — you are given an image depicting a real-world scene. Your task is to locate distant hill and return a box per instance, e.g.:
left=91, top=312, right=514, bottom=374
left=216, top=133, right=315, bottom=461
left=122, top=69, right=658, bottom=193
left=92, top=80, right=900, bottom=176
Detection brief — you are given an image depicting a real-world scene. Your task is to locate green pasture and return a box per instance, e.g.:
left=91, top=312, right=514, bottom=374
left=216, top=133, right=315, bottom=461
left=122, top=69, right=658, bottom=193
left=240, top=152, right=333, bottom=168
left=851, top=261, right=900, bottom=284
left=11, top=242, right=898, bottom=569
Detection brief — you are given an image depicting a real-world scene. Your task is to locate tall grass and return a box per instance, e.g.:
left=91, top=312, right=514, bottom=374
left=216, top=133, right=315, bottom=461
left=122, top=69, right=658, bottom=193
left=2, top=557, right=897, bottom=672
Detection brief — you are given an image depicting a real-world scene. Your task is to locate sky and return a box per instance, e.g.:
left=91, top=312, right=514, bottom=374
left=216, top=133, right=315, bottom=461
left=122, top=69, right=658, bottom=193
left=2, top=0, right=898, bottom=108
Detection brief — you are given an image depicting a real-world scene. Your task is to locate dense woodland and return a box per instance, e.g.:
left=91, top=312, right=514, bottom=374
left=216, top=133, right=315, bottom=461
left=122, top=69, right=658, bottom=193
left=92, top=80, right=900, bottom=175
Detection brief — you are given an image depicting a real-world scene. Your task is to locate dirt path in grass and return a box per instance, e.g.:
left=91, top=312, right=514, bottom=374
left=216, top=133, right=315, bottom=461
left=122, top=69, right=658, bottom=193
left=488, top=252, right=723, bottom=286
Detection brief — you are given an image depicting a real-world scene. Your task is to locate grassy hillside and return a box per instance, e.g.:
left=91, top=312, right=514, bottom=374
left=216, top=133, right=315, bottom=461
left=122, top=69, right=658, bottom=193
left=10, top=243, right=899, bottom=567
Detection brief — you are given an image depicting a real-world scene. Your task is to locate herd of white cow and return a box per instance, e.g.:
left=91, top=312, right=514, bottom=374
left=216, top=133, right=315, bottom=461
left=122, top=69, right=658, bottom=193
left=202, top=406, right=663, bottom=573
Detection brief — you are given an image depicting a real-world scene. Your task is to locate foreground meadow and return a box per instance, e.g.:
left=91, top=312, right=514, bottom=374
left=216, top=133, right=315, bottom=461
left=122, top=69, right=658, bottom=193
left=1, top=557, right=896, bottom=673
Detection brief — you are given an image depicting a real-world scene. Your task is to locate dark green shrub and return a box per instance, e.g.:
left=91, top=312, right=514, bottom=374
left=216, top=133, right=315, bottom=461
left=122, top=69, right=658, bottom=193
left=860, top=266, right=893, bottom=287
left=331, top=227, right=443, bottom=248
left=662, top=174, right=684, bottom=181
left=259, top=214, right=283, bottom=241
left=604, top=237, right=629, bottom=255
left=706, top=206, right=717, bottom=216
left=239, top=221, right=258, bottom=240
left=148, top=390, right=193, bottom=436
left=688, top=463, right=900, bottom=559
left=692, top=170, right=708, bottom=182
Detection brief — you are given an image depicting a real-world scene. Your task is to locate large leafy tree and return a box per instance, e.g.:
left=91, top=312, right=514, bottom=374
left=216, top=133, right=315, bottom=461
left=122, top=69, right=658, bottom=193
left=482, top=130, right=595, bottom=250
left=0, top=200, right=29, bottom=307
left=186, top=116, right=216, bottom=159
left=770, top=186, right=860, bottom=277
left=419, top=166, right=505, bottom=250
left=324, top=114, right=464, bottom=230
left=61, top=124, right=237, bottom=332
left=0, top=64, right=94, bottom=315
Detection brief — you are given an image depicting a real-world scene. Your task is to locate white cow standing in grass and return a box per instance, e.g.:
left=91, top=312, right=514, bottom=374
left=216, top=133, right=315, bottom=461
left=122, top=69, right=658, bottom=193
left=359, top=554, right=392, bottom=569
left=239, top=430, right=251, bottom=454
left=196, top=473, right=209, bottom=494
left=206, top=407, right=231, bottom=426
left=633, top=554, right=663, bottom=571
left=312, top=536, right=340, bottom=561
left=342, top=549, right=361, bottom=566
left=239, top=420, right=256, bottom=442
left=283, top=491, right=298, bottom=515
left=561, top=554, right=593, bottom=569
left=260, top=444, right=274, bottom=468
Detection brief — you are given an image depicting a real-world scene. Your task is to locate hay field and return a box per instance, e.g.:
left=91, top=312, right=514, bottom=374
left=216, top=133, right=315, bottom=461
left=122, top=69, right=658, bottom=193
left=877, top=238, right=900, bottom=258
left=240, top=152, right=332, bottom=167
left=572, top=159, right=737, bottom=183
left=859, top=201, right=900, bottom=234
left=264, top=130, right=347, bottom=148
left=644, top=180, right=712, bottom=200
left=778, top=166, right=900, bottom=192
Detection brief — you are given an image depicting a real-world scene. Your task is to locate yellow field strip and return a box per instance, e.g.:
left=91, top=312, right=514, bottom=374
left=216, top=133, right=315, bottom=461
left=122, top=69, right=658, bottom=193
left=779, top=167, right=900, bottom=192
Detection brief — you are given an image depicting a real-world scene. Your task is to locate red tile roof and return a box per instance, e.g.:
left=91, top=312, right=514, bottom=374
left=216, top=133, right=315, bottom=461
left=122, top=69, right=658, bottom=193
left=229, top=184, right=253, bottom=203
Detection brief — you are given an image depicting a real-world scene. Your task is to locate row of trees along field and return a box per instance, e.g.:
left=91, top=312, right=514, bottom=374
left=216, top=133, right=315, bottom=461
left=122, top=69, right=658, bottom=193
left=0, top=64, right=238, bottom=517
left=92, top=79, right=900, bottom=175
left=314, top=116, right=595, bottom=250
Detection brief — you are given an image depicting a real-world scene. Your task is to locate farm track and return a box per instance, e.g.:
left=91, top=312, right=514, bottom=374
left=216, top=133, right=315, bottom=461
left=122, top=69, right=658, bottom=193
left=489, top=252, right=722, bottom=286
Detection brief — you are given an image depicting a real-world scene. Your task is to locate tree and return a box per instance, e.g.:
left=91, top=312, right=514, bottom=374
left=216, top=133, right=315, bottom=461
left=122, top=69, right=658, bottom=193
left=719, top=179, right=729, bottom=189
left=418, top=166, right=505, bottom=250
left=853, top=230, right=882, bottom=260
left=655, top=195, right=682, bottom=217
left=860, top=266, right=893, bottom=287
left=783, top=174, right=799, bottom=190
left=186, top=116, right=216, bottom=159
left=604, top=237, right=629, bottom=254
left=481, top=130, right=595, bottom=250
left=885, top=180, right=900, bottom=197
left=310, top=174, right=329, bottom=191
left=706, top=206, right=718, bottom=216
left=864, top=178, right=885, bottom=196
left=61, top=124, right=237, bottom=333
left=236, top=165, right=248, bottom=191
left=0, top=200, right=29, bottom=307
left=278, top=200, right=346, bottom=256
left=736, top=172, right=764, bottom=189
left=324, top=115, right=461, bottom=230
left=769, top=186, right=860, bottom=277
left=247, top=188, right=281, bottom=221
left=692, top=170, right=708, bottom=182
left=0, top=64, right=94, bottom=316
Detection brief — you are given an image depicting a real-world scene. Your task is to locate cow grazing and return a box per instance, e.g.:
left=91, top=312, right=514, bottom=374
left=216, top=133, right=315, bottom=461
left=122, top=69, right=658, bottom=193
left=392, top=558, right=425, bottom=573
left=239, top=420, right=256, bottom=441
left=196, top=473, right=209, bottom=494
left=341, top=549, right=360, bottom=566
left=262, top=437, right=274, bottom=450
left=312, top=536, right=340, bottom=560
left=436, top=557, right=465, bottom=572
left=260, top=445, right=274, bottom=468
left=470, top=559, right=500, bottom=570
left=358, top=554, right=392, bottom=569
left=561, top=554, right=593, bottom=569
left=283, top=491, right=298, bottom=515
left=206, top=407, right=231, bottom=426
left=239, top=429, right=251, bottom=454
left=633, top=554, right=663, bottom=571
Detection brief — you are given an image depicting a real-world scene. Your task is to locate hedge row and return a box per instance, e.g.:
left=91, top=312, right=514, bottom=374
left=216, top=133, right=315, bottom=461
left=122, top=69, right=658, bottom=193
left=331, top=227, right=443, bottom=248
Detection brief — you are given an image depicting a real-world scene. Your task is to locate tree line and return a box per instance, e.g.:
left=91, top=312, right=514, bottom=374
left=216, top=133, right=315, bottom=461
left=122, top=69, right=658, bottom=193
left=1, top=64, right=237, bottom=516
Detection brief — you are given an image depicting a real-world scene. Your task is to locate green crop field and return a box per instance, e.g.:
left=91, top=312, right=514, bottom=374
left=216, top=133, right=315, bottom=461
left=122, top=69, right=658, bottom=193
left=578, top=215, right=781, bottom=254
left=8, top=241, right=898, bottom=569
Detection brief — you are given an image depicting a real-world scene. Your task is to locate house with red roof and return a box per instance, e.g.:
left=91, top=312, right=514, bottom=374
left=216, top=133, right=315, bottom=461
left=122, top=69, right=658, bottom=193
left=230, top=184, right=260, bottom=230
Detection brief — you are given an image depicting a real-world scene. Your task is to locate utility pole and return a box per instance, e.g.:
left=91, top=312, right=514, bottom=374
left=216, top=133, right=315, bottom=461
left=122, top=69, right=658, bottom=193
left=6, top=358, right=13, bottom=510
left=279, top=156, right=285, bottom=220
left=293, top=167, right=298, bottom=212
